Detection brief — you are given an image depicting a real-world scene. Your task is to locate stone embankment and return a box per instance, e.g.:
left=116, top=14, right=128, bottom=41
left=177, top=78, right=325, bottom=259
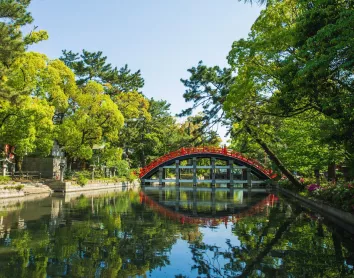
left=278, top=186, right=354, bottom=233
left=0, top=182, right=52, bottom=199
left=47, top=180, right=140, bottom=193
left=0, top=180, right=140, bottom=199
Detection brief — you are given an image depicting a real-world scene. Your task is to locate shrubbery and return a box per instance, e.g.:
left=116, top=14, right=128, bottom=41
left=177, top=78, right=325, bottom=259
left=308, top=182, right=354, bottom=213
left=76, top=171, right=90, bottom=186
left=3, top=184, right=24, bottom=191
left=279, top=178, right=354, bottom=213
left=0, top=176, right=11, bottom=184
left=68, top=166, right=138, bottom=186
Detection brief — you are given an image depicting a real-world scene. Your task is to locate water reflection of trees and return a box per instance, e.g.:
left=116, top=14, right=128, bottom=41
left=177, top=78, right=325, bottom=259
left=0, top=191, right=198, bottom=278
left=0, top=192, right=353, bottom=278
left=188, top=200, right=354, bottom=277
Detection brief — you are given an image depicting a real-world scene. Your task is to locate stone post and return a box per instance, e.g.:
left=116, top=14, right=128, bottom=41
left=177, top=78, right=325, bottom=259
left=59, top=161, right=66, bottom=182
left=2, top=162, right=7, bottom=177
left=91, top=165, right=95, bottom=180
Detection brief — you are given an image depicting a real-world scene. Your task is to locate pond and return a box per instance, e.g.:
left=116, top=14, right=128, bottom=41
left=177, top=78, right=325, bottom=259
left=0, top=186, right=353, bottom=277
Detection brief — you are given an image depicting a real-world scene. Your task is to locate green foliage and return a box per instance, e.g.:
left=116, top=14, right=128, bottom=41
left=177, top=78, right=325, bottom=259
left=3, top=184, right=24, bottom=190
left=76, top=171, right=89, bottom=186
left=0, top=0, right=49, bottom=100
left=179, top=0, right=354, bottom=183
left=57, top=81, right=124, bottom=160
left=177, top=113, right=222, bottom=147
left=226, top=0, right=354, bottom=174
left=179, top=61, right=234, bottom=132
left=115, top=160, right=130, bottom=177
left=127, top=170, right=137, bottom=183
left=0, top=176, right=11, bottom=184
left=0, top=191, right=203, bottom=277
left=117, top=97, right=197, bottom=168
left=64, top=169, right=75, bottom=180
left=60, top=49, right=144, bottom=94
left=308, top=181, right=354, bottom=213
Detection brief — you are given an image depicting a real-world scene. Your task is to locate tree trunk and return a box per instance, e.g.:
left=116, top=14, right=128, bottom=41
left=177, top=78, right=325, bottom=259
left=327, top=162, right=336, bottom=182
left=243, top=123, right=303, bottom=189
left=140, top=151, right=146, bottom=168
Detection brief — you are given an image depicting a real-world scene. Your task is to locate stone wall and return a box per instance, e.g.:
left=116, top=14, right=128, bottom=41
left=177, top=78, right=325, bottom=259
left=22, top=157, right=65, bottom=178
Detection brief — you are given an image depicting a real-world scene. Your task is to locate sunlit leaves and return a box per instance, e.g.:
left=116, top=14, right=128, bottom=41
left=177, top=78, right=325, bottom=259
left=57, top=81, right=124, bottom=160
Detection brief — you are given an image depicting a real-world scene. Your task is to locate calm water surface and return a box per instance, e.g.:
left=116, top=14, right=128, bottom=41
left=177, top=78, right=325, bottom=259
left=0, top=186, right=353, bottom=278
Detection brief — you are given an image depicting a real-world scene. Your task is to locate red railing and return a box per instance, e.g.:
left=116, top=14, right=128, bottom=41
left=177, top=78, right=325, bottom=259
left=139, top=146, right=277, bottom=179
left=139, top=191, right=278, bottom=226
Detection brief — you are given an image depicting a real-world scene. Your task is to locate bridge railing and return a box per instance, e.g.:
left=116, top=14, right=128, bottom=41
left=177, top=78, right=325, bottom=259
left=139, top=147, right=277, bottom=179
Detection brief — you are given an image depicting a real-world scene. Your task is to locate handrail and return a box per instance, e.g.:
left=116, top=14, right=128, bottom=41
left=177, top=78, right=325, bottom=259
left=139, top=146, right=277, bottom=179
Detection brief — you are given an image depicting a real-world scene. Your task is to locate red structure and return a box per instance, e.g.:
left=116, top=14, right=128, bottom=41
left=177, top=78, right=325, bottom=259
left=139, top=191, right=278, bottom=226
left=139, top=146, right=277, bottom=180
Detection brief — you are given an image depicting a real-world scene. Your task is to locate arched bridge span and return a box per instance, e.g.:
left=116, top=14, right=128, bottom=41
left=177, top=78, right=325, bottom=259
left=140, top=147, right=276, bottom=186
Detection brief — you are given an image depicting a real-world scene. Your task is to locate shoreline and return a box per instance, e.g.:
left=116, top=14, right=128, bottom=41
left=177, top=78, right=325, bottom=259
left=0, top=179, right=140, bottom=199
left=278, top=186, right=354, bottom=233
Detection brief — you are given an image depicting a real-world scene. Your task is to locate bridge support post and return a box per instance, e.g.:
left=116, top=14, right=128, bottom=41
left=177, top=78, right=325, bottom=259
left=175, top=160, right=180, bottom=187
left=247, top=168, right=252, bottom=188
left=193, top=157, right=197, bottom=187
left=227, top=160, right=234, bottom=188
left=158, top=167, right=165, bottom=186
left=211, top=158, right=216, bottom=188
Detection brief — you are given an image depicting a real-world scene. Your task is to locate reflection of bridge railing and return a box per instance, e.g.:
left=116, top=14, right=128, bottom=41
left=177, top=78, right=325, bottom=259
left=139, top=146, right=277, bottom=179
left=139, top=191, right=278, bottom=226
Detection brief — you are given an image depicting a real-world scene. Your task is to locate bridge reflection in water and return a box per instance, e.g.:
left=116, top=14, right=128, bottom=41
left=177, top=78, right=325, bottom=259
left=140, top=186, right=278, bottom=226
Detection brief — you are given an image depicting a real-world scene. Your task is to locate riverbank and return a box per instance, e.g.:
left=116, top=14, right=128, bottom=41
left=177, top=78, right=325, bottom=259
left=47, top=179, right=140, bottom=193
left=0, top=182, right=52, bottom=198
left=0, top=179, right=140, bottom=198
left=278, top=186, right=354, bottom=233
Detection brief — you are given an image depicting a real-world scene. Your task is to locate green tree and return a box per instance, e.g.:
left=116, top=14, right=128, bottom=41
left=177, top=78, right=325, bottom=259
left=60, top=49, right=144, bottom=94
left=0, top=52, right=78, bottom=169
left=0, top=0, right=48, bottom=101
left=227, top=0, right=354, bottom=177
left=178, top=113, right=222, bottom=147
left=57, top=81, right=124, bottom=161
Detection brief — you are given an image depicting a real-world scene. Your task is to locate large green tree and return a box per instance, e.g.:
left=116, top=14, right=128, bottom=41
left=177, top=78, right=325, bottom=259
left=57, top=81, right=124, bottom=161
left=180, top=0, right=354, bottom=184
left=227, top=0, right=354, bottom=177
left=60, top=49, right=144, bottom=95
left=0, top=52, right=79, bottom=169
left=0, top=0, right=48, bottom=101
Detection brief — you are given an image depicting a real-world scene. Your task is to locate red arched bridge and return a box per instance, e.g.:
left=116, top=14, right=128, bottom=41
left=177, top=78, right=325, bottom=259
left=139, top=146, right=276, bottom=187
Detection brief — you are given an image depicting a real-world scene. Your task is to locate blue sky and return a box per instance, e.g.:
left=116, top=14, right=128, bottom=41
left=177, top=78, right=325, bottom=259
left=27, top=0, right=263, bottom=141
